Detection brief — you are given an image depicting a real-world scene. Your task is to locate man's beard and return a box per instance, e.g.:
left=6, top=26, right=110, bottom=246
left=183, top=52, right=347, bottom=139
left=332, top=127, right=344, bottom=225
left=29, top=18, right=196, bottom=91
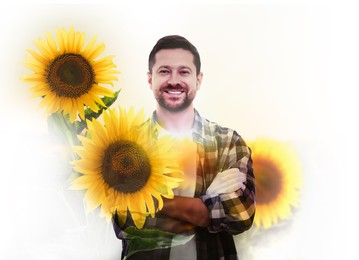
left=157, top=95, right=194, bottom=112
left=157, top=84, right=194, bottom=112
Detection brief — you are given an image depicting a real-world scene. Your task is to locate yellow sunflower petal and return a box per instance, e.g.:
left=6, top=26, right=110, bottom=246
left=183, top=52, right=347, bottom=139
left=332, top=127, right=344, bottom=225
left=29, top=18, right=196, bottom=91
left=69, top=174, right=101, bottom=190
left=82, top=34, right=98, bottom=57
left=249, top=138, right=302, bottom=229
left=76, top=32, right=86, bottom=53
left=34, top=37, right=55, bottom=60
left=56, top=27, right=65, bottom=53
left=142, top=191, right=156, bottom=216
left=114, top=193, right=128, bottom=224
left=22, top=27, right=119, bottom=123
left=46, top=31, right=58, bottom=54
left=87, top=43, right=106, bottom=61
left=84, top=181, right=107, bottom=213
left=71, top=107, right=183, bottom=227
left=25, top=48, right=47, bottom=65
left=66, top=26, right=75, bottom=52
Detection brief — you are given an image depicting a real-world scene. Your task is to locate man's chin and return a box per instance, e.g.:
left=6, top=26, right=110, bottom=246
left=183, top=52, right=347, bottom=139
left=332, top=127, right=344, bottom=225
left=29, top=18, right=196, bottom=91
left=156, top=96, right=194, bottom=112
left=159, top=101, right=191, bottom=113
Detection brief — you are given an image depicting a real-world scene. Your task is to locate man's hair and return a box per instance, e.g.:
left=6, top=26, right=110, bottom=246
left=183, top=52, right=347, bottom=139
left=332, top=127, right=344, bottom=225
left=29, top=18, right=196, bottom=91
left=148, top=35, right=201, bottom=75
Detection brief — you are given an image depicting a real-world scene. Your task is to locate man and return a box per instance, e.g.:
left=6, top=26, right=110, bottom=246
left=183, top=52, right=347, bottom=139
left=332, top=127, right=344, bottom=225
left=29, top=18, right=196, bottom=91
left=113, top=35, right=255, bottom=259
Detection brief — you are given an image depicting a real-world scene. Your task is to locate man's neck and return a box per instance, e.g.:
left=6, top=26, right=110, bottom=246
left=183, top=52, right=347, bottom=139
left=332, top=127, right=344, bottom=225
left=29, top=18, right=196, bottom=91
left=155, top=106, right=195, bottom=133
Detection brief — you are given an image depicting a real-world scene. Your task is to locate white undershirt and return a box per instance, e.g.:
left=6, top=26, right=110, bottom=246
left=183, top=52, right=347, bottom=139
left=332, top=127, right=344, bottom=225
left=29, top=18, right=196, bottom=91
left=157, top=126, right=197, bottom=197
left=157, top=125, right=197, bottom=259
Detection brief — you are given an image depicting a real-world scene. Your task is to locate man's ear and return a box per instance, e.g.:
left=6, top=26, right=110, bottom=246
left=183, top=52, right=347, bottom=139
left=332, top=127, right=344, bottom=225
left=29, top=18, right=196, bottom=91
left=196, top=72, right=203, bottom=90
left=147, top=72, right=153, bottom=89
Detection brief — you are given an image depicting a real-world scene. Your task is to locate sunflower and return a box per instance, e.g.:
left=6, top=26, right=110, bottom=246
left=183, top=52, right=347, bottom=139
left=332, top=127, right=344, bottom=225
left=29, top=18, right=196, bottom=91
left=248, top=138, right=301, bottom=229
left=70, top=107, right=183, bottom=229
left=22, top=26, right=119, bottom=122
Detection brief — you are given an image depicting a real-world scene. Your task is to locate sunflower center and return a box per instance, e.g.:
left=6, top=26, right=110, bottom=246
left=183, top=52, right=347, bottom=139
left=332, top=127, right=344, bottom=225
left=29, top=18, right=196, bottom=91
left=102, top=141, right=151, bottom=193
left=47, top=53, right=94, bottom=98
left=254, top=157, right=283, bottom=204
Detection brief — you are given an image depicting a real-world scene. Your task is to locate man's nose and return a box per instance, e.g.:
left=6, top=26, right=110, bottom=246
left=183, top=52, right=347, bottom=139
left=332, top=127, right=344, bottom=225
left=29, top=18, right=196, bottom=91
left=168, top=72, right=181, bottom=86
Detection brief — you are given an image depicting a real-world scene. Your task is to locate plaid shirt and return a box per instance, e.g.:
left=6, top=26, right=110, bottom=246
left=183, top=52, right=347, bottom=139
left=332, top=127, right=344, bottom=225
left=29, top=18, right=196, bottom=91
left=113, top=110, right=255, bottom=260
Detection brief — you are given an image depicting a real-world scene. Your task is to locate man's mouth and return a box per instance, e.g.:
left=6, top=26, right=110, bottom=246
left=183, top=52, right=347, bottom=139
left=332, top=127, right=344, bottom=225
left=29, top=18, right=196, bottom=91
left=165, top=90, right=184, bottom=95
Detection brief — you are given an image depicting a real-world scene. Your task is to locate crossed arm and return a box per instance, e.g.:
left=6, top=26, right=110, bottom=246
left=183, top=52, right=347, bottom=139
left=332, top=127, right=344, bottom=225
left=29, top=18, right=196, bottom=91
left=160, top=196, right=210, bottom=232
left=159, top=167, right=249, bottom=234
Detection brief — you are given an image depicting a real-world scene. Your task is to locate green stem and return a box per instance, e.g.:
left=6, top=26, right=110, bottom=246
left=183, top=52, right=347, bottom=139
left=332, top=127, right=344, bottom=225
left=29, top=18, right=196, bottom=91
left=47, top=112, right=80, bottom=161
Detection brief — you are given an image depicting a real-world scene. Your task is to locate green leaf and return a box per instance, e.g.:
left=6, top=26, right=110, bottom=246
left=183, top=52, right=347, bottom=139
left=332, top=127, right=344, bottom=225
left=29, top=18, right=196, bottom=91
left=123, top=227, right=194, bottom=259
left=47, top=112, right=77, bottom=145
left=84, top=90, right=120, bottom=119
left=76, top=90, right=121, bottom=133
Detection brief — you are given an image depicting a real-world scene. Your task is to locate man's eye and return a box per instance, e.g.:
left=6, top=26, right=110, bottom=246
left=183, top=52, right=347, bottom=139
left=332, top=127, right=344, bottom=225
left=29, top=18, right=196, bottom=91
left=159, top=70, right=169, bottom=74
left=180, top=70, right=190, bottom=75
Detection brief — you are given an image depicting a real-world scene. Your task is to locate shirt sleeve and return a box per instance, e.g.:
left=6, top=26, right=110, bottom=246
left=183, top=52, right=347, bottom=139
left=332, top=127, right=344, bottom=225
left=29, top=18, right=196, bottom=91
left=200, top=131, right=255, bottom=235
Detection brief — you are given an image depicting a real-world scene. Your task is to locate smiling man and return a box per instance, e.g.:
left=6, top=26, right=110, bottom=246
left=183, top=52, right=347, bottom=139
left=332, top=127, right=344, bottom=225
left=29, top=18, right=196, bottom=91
left=113, top=35, right=255, bottom=260
left=149, top=47, right=201, bottom=115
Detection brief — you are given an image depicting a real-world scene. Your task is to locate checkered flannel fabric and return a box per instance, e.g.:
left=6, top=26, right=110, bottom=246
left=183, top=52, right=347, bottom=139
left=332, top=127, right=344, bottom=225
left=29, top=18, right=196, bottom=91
left=113, top=110, right=255, bottom=259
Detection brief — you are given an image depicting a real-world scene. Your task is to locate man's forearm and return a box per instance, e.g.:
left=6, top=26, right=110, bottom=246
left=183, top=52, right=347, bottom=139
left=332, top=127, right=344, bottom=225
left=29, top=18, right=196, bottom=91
left=161, top=196, right=210, bottom=227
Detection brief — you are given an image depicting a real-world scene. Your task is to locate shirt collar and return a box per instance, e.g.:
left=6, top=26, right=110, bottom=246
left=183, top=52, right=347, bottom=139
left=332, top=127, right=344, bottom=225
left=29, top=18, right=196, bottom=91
left=150, top=109, right=205, bottom=143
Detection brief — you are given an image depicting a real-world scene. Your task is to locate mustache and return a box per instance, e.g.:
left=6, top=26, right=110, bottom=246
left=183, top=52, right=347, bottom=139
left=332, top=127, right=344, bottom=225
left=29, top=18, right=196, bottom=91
left=161, top=84, right=187, bottom=92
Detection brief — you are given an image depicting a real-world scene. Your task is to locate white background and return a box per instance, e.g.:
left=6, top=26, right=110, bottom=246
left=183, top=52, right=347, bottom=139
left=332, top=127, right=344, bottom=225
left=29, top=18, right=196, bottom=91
left=1, top=1, right=358, bottom=259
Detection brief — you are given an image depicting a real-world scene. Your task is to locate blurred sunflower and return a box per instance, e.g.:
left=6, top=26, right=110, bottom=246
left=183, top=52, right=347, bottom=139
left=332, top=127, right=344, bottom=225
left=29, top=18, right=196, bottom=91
left=248, top=138, right=301, bottom=229
left=22, top=26, right=119, bottom=122
left=70, top=107, right=183, bottom=229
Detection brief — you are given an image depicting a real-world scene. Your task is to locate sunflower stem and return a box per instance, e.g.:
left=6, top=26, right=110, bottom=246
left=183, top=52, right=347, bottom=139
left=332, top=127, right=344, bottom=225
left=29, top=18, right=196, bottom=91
left=122, top=227, right=193, bottom=258
left=47, top=112, right=80, bottom=161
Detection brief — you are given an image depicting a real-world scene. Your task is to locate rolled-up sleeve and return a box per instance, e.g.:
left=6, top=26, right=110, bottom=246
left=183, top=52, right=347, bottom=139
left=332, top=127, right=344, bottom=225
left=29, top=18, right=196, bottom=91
left=200, top=131, right=255, bottom=235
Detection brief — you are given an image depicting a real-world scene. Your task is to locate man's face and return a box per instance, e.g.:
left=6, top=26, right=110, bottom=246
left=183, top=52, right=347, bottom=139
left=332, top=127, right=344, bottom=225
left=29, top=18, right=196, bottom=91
left=148, top=48, right=203, bottom=112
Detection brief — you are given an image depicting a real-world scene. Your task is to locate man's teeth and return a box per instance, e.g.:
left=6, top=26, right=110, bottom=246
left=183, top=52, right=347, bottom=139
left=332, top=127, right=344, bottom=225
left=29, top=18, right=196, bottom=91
left=167, top=91, right=182, bottom=94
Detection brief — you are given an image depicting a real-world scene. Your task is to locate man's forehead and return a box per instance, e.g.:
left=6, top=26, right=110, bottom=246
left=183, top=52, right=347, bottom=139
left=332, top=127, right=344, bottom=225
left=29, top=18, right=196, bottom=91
left=154, top=49, right=195, bottom=66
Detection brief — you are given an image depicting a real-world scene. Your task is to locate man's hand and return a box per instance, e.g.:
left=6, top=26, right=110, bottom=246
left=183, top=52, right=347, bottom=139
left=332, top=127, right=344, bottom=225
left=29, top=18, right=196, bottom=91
left=206, top=168, right=246, bottom=195
left=161, top=196, right=210, bottom=228
left=160, top=217, right=194, bottom=234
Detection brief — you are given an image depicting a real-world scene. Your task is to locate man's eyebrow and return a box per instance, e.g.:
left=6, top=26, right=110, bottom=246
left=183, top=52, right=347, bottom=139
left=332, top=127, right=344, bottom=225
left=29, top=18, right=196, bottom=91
left=158, top=65, right=171, bottom=69
left=178, top=66, right=192, bottom=71
left=160, top=65, right=192, bottom=69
